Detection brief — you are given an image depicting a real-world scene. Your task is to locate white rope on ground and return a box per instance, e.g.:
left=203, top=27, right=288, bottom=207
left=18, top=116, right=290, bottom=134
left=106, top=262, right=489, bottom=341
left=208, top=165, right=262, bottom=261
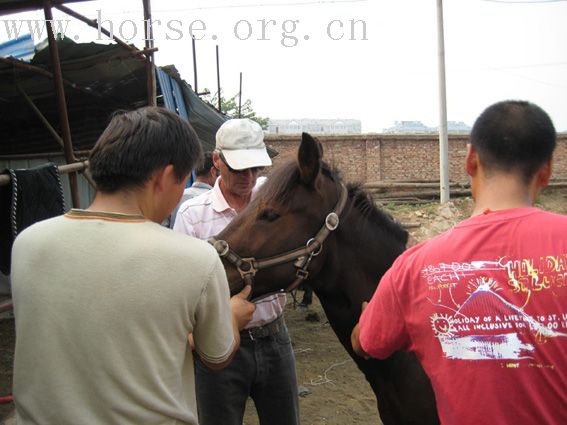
left=309, top=359, right=353, bottom=387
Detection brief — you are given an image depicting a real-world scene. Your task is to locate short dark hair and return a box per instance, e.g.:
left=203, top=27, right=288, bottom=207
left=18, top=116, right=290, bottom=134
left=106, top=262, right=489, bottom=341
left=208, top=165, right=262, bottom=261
left=89, top=107, right=202, bottom=192
left=470, top=100, right=556, bottom=182
left=195, top=152, right=214, bottom=177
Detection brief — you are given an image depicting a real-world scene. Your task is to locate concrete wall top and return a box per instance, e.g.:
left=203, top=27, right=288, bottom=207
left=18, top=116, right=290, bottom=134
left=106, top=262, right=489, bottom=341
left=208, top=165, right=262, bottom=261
left=265, top=133, right=567, bottom=184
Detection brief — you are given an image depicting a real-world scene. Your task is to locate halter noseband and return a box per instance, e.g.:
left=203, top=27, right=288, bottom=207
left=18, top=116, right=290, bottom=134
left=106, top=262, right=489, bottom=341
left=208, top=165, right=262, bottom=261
left=208, top=182, right=349, bottom=302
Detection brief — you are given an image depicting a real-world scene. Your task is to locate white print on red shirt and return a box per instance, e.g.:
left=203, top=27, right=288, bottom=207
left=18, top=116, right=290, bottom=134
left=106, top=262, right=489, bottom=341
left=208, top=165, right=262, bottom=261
left=422, top=254, right=567, bottom=363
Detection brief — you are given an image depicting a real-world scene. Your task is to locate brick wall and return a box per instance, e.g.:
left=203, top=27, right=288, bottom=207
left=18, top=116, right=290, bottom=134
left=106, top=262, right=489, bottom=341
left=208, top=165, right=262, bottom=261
left=265, top=133, right=567, bottom=185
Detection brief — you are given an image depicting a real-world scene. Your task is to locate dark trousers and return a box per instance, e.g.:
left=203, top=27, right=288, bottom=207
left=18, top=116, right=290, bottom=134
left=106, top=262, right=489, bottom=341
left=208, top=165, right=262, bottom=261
left=195, top=322, right=300, bottom=425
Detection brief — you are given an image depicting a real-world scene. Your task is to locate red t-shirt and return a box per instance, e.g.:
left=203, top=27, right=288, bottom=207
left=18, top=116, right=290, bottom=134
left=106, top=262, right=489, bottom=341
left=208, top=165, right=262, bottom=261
left=359, top=208, right=567, bottom=425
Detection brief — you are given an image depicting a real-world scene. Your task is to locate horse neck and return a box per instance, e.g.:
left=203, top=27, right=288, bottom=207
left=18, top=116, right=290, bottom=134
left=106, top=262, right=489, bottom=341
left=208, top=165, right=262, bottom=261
left=313, top=266, right=370, bottom=354
left=312, top=206, right=403, bottom=353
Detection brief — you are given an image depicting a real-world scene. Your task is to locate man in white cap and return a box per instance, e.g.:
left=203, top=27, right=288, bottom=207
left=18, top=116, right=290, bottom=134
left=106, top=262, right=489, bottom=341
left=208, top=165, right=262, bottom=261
left=174, top=118, right=300, bottom=425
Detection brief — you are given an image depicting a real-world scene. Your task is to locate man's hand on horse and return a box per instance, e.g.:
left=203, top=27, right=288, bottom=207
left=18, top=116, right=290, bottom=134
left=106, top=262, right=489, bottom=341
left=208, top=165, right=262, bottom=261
left=351, top=301, right=371, bottom=360
left=230, top=285, right=256, bottom=330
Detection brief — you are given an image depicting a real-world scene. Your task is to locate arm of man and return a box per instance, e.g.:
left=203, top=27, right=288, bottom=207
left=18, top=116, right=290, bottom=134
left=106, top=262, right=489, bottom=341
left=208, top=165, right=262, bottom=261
left=188, top=286, right=253, bottom=352
left=193, top=257, right=255, bottom=370
left=203, top=285, right=256, bottom=370
left=351, top=263, right=411, bottom=359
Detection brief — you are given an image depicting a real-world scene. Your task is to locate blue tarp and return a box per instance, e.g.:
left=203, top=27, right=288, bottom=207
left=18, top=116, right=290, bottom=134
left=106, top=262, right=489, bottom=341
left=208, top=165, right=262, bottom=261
left=0, top=33, right=34, bottom=61
left=156, top=68, right=190, bottom=121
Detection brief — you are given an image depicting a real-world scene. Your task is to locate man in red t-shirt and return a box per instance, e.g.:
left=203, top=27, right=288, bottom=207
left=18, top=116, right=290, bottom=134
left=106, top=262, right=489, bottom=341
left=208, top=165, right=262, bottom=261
left=352, top=100, right=567, bottom=425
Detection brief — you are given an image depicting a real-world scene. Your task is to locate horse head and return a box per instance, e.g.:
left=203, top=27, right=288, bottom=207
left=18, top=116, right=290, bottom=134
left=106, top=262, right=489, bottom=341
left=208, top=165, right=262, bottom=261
left=214, top=132, right=344, bottom=300
left=214, top=131, right=408, bottom=307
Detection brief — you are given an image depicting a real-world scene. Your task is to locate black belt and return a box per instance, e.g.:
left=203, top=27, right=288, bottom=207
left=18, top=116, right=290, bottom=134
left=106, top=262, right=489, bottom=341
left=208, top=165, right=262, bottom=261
left=240, top=315, right=285, bottom=341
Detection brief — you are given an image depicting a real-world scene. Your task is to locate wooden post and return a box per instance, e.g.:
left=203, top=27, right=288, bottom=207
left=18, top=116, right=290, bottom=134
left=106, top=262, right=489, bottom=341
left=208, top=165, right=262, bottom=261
left=43, top=0, right=80, bottom=208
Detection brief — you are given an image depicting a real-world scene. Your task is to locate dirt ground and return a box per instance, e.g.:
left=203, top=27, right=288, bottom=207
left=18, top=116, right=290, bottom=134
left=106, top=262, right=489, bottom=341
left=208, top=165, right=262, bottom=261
left=1, top=188, right=565, bottom=425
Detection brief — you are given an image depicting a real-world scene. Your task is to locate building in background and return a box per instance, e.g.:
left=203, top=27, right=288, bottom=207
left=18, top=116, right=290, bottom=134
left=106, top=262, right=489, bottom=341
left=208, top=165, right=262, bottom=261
left=383, top=121, right=471, bottom=134
left=268, top=118, right=361, bottom=135
left=442, top=121, right=472, bottom=133
left=383, top=121, right=431, bottom=133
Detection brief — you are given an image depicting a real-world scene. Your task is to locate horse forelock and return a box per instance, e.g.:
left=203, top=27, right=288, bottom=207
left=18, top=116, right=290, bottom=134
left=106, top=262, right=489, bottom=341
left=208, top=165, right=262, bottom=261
left=251, top=160, right=300, bottom=212
left=252, top=159, right=333, bottom=211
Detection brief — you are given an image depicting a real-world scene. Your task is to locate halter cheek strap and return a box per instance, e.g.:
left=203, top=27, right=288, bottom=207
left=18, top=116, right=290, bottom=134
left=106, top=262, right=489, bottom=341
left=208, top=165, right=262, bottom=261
left=209, top=182, right=349, bottom=302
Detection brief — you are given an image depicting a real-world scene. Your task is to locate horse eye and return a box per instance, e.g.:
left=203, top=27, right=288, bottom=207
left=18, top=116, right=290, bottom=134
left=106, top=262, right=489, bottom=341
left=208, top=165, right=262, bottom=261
left=258, top=209, right=280, bottom=222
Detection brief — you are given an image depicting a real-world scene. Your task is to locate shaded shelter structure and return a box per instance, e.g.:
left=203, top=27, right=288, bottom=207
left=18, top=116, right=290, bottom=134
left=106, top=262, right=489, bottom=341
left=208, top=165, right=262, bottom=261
left=0, top=37, right=227, bottom=200
left=0, top=0, right=231, bottom=205
left=0, top=0, right=233, bottom=316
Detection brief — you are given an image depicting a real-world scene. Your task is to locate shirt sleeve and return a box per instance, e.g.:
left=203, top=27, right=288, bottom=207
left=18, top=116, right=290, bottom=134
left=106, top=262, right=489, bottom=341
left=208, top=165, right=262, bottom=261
left=192, top=256, right=236, bottom=364
left=358, top=259, right=412, bottom=359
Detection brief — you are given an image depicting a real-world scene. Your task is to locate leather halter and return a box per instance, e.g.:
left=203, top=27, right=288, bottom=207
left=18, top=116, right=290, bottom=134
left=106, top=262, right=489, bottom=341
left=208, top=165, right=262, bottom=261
left=209, top=182, right=349, bottom=302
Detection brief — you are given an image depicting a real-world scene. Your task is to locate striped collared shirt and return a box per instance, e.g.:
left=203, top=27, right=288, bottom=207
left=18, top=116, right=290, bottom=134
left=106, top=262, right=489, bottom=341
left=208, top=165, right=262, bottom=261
left=173, top=177, right=285, bottom=328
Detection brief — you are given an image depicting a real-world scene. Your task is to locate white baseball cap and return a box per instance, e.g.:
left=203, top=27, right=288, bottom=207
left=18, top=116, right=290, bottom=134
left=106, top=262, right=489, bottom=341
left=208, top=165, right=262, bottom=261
left=215, top=118, right=272, bottom=170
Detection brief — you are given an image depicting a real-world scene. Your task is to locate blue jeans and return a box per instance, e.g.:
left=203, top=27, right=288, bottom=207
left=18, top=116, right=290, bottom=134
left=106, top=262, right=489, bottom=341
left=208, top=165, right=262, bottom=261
left=195, top=321, right=300, bottom=425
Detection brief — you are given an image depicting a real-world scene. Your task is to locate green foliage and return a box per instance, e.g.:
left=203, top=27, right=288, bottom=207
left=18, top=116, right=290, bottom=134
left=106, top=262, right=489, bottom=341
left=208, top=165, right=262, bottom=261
left=202, top=89, right=269, bottom=129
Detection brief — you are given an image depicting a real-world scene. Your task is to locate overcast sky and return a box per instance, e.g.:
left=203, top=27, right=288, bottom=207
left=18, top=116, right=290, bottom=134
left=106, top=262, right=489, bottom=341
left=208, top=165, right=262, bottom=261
left=2, top=0, right=566, bottom=132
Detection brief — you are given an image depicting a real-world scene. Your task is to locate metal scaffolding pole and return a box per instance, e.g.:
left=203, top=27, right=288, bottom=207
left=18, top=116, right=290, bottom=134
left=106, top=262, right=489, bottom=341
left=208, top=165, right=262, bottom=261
left=143, top=0, right=156, bottom=106
left=43, top=0, right=81, bottom=208
left=216, top=45, right=221, bottom=113
left=192, top=36, right=198, bottom=94
left=0, top=160, right=90, bottom=187
left=238, top=72, right=242, bottom=118
left=436, top=0, right=450, bottom=204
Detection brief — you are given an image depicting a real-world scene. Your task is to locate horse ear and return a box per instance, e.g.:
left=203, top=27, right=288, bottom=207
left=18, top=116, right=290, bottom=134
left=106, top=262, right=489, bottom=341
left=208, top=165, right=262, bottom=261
left=298, top=132, right=323, bottom=186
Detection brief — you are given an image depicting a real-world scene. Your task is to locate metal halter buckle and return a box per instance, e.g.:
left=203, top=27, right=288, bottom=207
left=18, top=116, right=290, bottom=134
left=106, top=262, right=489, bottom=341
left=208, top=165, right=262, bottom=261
left=237, top=258, right=258, bottom=279
left=306, top=238, right=322, bottom=256
left=325, top=212, right=339, bottom=231
left=213, top=239, right=230, bottom=257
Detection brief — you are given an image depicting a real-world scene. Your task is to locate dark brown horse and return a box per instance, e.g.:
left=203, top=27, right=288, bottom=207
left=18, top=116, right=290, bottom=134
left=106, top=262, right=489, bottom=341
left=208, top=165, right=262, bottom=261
left=213, top=133, right=439, bottom=425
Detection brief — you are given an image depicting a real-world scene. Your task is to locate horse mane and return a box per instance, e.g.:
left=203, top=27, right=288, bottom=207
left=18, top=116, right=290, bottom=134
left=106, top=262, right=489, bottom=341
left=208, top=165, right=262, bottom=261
left=255, top=159, right=408, bottom=245
left=346, top=182, right=409, bottom=245
left=323, top=164, right=408, bottom=246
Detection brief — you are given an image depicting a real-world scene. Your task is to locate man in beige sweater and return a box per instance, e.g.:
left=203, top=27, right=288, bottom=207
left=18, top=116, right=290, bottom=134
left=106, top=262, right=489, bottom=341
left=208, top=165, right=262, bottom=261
left=11, top=107, right=255, bottom=425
